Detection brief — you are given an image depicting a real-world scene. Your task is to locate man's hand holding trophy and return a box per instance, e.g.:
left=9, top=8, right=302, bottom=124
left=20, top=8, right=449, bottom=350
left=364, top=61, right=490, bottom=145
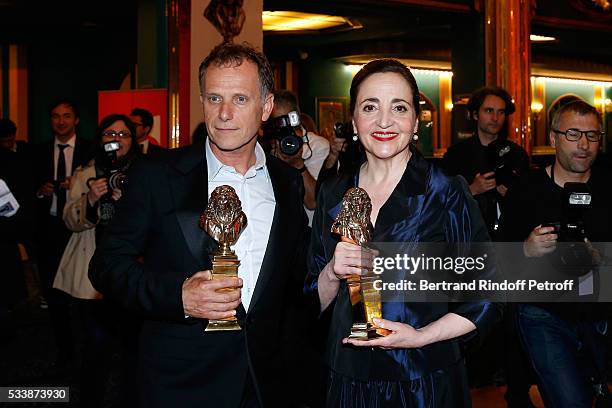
left=182, top=185, right=247, bottom=331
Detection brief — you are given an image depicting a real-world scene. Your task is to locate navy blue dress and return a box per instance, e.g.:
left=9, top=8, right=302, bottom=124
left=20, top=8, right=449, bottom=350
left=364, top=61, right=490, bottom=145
left=305, top=147, right=503, bottom=407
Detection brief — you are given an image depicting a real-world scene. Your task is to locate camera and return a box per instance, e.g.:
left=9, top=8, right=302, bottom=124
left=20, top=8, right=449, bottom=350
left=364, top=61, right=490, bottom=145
left=334, top=121, right=357, bottom=141
left=487, top=139, right=522, bottom=188
left=545, top=182, right=595, bottom=275
left=545, top=182, right=591, bottom=243
left=263, top=110, right=303, bottom=156
left=101, top=141, right=127, bottom=192
left=92, top=141, right=132, bottom=225
left=52, top=179, right=65, bottom=194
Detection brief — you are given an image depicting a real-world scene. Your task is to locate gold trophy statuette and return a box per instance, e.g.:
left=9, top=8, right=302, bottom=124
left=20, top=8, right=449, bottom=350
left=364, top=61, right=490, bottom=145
left=331, top=187, right=390, bottom=340
left=199, top=185, right=247, bottom=331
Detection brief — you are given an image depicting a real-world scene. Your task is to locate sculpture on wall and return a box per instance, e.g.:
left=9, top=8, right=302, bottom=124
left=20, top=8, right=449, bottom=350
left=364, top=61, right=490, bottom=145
left=568, top=0, right=612, bottom=18
left=204, top=0, right=246, bottom=43
left=591, top=0, right=611, bottom=11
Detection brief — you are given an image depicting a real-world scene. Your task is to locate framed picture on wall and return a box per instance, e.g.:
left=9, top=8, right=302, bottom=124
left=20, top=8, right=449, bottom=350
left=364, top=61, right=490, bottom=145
left=316, top=96, right=349, bottom=140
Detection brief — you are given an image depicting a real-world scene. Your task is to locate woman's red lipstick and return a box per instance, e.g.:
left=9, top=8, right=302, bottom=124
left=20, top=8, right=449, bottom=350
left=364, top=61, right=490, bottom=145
left=371, top=132, right=399, bottom=142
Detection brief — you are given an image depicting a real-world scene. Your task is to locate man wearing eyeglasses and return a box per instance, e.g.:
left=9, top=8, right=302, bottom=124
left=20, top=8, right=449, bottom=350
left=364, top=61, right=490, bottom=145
left=501, top=100, right=612, bottom=407
left=129, top=107, right=165, bottom=156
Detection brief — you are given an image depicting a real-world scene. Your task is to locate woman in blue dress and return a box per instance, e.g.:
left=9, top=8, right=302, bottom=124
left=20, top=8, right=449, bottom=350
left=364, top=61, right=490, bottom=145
left=306, top=59, right=503, bottom=407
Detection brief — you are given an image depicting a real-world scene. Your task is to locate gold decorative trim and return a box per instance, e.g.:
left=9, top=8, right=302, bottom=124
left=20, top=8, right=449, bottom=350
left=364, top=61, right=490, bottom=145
left=531, top=146, right=556, bottom=156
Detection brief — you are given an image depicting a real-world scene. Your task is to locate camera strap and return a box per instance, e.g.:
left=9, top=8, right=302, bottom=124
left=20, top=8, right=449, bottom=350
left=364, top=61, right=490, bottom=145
left=550, top=159, right=556, bottom=184
left=302, top=130, right=313, bottom=161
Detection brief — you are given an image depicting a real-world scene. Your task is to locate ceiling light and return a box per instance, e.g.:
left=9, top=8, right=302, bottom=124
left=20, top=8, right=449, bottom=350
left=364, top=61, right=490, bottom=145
left=531, top=102, right=544, bottom=113
left=343, top=64, right=453, bottom=78
left=263, top=11, right=348, bottom=31
left=412, top=68, right=453, bottom=77
left=531, top=76, right=612, bottom=87
left=530, top=34, right=557, bottom=42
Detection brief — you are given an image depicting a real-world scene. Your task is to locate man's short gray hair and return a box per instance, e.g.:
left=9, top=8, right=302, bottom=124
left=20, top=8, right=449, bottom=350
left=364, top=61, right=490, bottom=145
left=551, top=100, right=602, bottom=131
left=198, top=42, right=274, bottom=100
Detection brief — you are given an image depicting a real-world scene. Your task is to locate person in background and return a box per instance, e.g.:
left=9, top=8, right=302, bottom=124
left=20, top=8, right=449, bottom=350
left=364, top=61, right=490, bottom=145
left=32, top=99, right=93, bottom=370
left=191, top=121, right=208, bottom=145
left=502, top=100, right=611, bottom=407
left=0, top=118, right=31, bottom=155
left=269, top=89, right=329, bottom=225
left=443, top=87, right=533, bottom=406
left=316, top=122, right=365, bottom=196
left=55, top=114, right=140, bottom=407
left=0, top=119, right=35, bottom=344
left=300, top=112, right=318, bottom=134
left=443, top=86, right=529, bottom=239
left=129, top=107, right=165, bottom=155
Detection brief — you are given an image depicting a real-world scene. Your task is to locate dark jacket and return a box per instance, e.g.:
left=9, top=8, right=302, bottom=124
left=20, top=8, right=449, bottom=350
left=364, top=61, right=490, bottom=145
left=306, top=146, right=503, bottom=382
left=89, top=141, right=309, bottom=408
left=32, top=137, right=93, bottom=217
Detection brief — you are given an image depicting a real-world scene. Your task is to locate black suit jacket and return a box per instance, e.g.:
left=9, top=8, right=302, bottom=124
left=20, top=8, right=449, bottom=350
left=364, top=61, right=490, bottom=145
left=145, top=142, right=165, bottom=156
left=90, top=142, right=309, bottom=408
left=33, top=137, right=93, bottom=217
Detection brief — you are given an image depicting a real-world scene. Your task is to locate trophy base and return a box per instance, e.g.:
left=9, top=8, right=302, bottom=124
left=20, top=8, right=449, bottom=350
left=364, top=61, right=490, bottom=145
left=206, top=250, right=241, bottom=332
left=205, top=319, right=242, bottom=331
left=348, top=323, right=391, bottom=340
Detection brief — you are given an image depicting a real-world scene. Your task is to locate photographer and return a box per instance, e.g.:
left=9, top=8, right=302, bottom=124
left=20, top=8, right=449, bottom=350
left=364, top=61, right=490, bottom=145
left=316, top=121, right=364, bottom=187
left=268, top=89, right=329, bottom=224
left=61, top=114, right=138, bottom=243
left=502, top=101, right=611, bottom=407
left=443, top=87, right=529, bottom=239
left=54, top=114, right=140, bottom=408
left=443, top=87, right=531, bottom=406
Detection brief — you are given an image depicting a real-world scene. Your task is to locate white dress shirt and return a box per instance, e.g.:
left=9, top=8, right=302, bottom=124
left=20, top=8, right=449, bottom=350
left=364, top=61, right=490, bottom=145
left=206, top=139, right=275, bottom=310
left=302, top=130, right=330, bottom=226
left=139, top=139, right=150, bottom=154
left=50, top=135, right=76, bottom=216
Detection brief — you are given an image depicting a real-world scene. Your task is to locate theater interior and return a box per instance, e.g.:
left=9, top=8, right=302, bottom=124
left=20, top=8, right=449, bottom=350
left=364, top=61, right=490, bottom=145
left=1, top=0, right=611, bottom=407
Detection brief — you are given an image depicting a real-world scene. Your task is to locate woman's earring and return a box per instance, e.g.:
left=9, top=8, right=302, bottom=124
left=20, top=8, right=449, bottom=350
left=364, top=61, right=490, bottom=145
left=352, top=133, right=358, bottom=142
left=412, top=133, right=419, bottom=141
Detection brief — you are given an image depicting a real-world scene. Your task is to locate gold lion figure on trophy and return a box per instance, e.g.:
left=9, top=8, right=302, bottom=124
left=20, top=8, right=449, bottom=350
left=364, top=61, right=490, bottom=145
left=331, top=187, right=373, bottom=247
left=200, top=185, right=247, bottom=246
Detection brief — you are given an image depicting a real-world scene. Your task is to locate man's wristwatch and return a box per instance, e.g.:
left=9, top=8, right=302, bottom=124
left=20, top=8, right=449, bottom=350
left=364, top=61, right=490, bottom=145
left=297, top=166, right=307, bottom=173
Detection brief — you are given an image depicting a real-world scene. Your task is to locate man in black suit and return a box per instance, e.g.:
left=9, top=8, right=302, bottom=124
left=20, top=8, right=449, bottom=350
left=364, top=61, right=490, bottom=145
left=0, top=118, right=31, bottom=155
left=90, top=43, right=309, bottom=407
left=0, top=147, right=33, bottom=343
left=1, top=119, right=35, bottom=325
left=33, top=99, right=93, bottom=366
left=129, top=107, right=165, bottom=156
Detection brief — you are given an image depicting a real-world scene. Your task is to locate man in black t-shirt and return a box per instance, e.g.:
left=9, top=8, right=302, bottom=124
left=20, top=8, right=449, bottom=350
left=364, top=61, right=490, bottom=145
left=443, top=87, right=529, bottom=240
left=444, top=87, right=531, bottom=406
left=501, top=100, right=611, bottom=407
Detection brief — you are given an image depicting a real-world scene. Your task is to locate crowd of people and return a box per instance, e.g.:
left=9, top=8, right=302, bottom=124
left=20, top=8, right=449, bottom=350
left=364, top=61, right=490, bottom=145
left=1, top=41, right=610, bottom=408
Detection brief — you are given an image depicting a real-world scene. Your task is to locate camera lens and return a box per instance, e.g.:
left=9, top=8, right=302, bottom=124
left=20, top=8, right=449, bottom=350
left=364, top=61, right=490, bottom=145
left=108, top=172, right=127, bottom=191
left=280, top=135, right=302, bottom=156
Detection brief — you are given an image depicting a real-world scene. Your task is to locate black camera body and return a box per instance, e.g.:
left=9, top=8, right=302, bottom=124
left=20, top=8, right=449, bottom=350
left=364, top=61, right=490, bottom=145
left=263, top=111, right=303, bottom=156
left=334, top=121, right=358, bottom=142
left=545, top=182, right=594, bottom=275
left=487, top=139, right=522, bottom=188
left=52, top=179, right=65, bottom=194
left=101, top=141, right=127, bottom=191
left=544, top=182, right=591, bottom=242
